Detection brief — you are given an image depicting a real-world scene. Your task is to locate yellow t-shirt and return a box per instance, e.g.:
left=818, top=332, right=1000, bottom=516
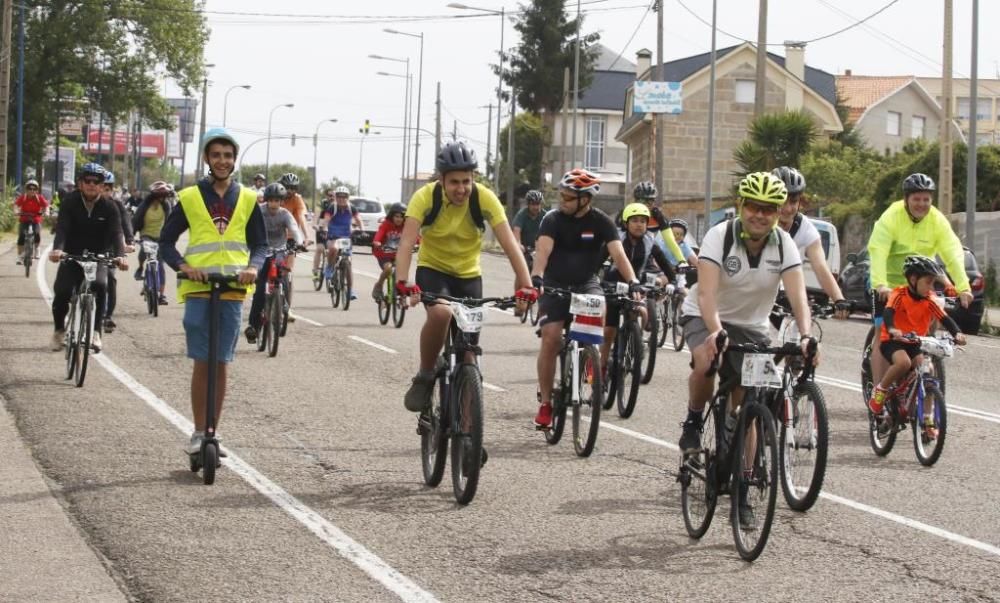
left=406, top=182, right=506, bottom=278
left=141, top=202, right=165, bottom=239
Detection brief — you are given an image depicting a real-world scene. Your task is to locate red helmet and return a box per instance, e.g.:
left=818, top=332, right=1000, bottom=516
left=559, top=168, right=600, bottom=195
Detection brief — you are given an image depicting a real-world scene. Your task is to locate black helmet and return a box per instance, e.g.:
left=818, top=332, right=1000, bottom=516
left=771, top=166, right=806, bottom=194
left=633, top=181, right=657, bottom=201
left=388, top=202, right=406, bottom=217
left=668, top=218, right=688, bottom=234
left=525, top=190, right=543, bottom=204
left=903, top=255, right=944, bottom=279
left=278, top=172, right=300, bottom=188
left=902, top=173, right=935, bottom=195
left=263, top=183, right=286, bottom=200
left=436, top=141, right=477, bottom=174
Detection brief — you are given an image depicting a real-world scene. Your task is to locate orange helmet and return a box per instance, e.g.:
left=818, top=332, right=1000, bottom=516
left=559, top=168, right=600, bottom=195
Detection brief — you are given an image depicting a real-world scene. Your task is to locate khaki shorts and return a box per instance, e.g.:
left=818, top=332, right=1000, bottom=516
left=681, top=316, right=768, bottom=381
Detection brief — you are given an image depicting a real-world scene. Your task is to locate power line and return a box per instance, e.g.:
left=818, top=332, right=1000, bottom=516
left=441, top=103, right=492, bottom=127
left=606, top=1, right=655, bottom=71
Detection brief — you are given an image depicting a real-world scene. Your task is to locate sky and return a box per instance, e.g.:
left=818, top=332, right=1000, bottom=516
left=172, top=0, right=1000, bottom=204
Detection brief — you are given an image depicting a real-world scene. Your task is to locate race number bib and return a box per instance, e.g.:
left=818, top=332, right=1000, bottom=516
left=569, top=293, right=605, bottom=317
left=741, top=353, right=782, bottom=388
left=452, top=304, right=485, bottom=333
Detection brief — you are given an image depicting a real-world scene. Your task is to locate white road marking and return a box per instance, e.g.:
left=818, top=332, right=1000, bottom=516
left=289, top=311, right=324, bottom=326
left=482, top=382, right=506, bottom=392
left=348, top=335, right=398, bottom=354
left=812, top=375, right=1000, bottom=424
left=37, top=248, right=438, bottom=603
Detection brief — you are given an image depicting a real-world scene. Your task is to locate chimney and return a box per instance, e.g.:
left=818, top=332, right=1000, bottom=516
left=845, top=68, right=852, bottom=77
left=783, top=41, right=806, bottom=110
left=636, top=48, right=652, bottom=80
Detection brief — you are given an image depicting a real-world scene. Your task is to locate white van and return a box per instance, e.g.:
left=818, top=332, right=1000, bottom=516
left=803, top=218, right=840, bottom=294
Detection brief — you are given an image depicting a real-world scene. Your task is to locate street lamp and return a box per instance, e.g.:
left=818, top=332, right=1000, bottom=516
left=448, top=3, right=504, bottom=190
left=384, top=28, right=425, bottom=195
left=222, top=84, right=251, bottom=127
left=358, top=129, right=381, bottom=197
left=264, top=102, right=294, bottom=179
left=376, top=69, right=413, bottom=202
left=312, top=118, right=338, bottom=212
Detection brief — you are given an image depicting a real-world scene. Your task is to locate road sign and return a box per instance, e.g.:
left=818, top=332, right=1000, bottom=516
left=633, top=81, right=683, bottom=115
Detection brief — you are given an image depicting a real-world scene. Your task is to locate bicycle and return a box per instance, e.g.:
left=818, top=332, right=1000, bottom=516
left=518, top=247, right=539, bottom=326
left=61, top=253, right=115, bottom=388
left=139, top=238, right=162, bottom=317
left=181, top=273, right=241, bottom=485
left=865, top=333, right=954, bottom=466
left=772, top=294, right=830, bottom=346
left=678, top=331, right=816, bottom=561
left=640, top=273, right=668, bottom=384
left=376, top=261, right=407, bottom=328
left=663, top=265, right=695, bottom=352
left=312, top=237, right=327, bottom=291
left=417, top=292, right=517, bottom=504
left=327, top=238, right=353, bottom=311
left=538, top=287, right=605, bottom=457
left=17, top=214, right=41, bottom=277
left=256, top=245, right=301, bottom=357
left=602, top=281, right=644, bottom=419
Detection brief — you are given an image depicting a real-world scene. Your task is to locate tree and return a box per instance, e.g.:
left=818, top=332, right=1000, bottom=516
left=831, top=91, right=866, bottom=149
left=732, top=110, right=818, bottom=175
left=12, top=1, right=208, bottom=178
left=497, top=112, right=546, bottom=198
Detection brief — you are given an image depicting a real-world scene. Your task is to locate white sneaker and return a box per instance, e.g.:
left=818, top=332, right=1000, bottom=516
left=50, top=329, right=65, bottom=351
left=91, top=332, right=102, bottom=353
left=186, top=431, right=205, bottom=455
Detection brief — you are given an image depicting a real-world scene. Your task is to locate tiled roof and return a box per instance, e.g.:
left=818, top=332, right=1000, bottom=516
left=835, top=75, right=913, bottom=123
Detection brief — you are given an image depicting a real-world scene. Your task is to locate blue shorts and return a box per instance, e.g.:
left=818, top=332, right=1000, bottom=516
left=182, top=297, right=243, bottom=363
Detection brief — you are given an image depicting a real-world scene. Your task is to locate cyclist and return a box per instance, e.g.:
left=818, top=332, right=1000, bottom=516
left=770, top=166, right=849, bottom=322
left=131, top=181, right=174, bottom=305
left=49, top=163, right=128, bottom=353
left=395, top=140, right=535, bottom=412
left=159, top=128, right=267, bottom=456
left=13, top=178, right=48, bottom=264
left=867, top=173, right=972, bottom=388
left=867, top=255, right=966, bottom=436
left=101, top=172, right=135, bottom=333
left=245, top=183, right=304, bottom=344
left=251, top=173, right=267, bottom=196
left=371, top=202, right=409, bottom=301
left=531, top=168, right=641, bottom=429
left=667, top=219, right=699, bottom=266
left=599, top=202, right=676, bottom=372
left=616, top=181, right=686, bottom=265
left=677, top=172, right=817, bottom=453
left=512, top=190, right=546, bottom=266
left=315, top=186, right=355, bottom=278
left=322, top=186, right=363, bottom=300
left=277, top=172, right=313, bottom=270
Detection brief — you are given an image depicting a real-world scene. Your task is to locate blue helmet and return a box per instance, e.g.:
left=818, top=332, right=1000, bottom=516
left=103, top=171, right=115, bottom=185
left=200, top=127, right=239, bottom=157
left=77, top=162, right=106, bottom=182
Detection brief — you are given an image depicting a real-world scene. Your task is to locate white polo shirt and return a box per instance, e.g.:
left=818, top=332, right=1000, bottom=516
left=682, top=220, right=802, bottom=333
left=788, top=213, right=820, bottom=254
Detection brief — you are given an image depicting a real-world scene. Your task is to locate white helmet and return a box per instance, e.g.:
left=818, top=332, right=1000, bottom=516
left=334, top=185, right=350, bottom=196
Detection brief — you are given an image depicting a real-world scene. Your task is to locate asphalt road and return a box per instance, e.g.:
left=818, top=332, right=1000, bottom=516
left=2, top=242, right=1000, bottom=602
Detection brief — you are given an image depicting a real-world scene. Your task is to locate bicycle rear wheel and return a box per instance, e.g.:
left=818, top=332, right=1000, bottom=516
left=617, top=321, right=643, bottom=418
left=529, top=301, right=539, bottom=326
left=913, top=380, right=947, bottom=466
left=779, top=381, right=829, bottom=511
left=420, top=370, right=448, bottom=487
left=340, top=259, right=351, bottom=311
left=680, top=401, right=719, bottom=538
left=731, top=402, right=778, bottom=561
left=450, top=364, right=484, bottom=505
left=671, top=300, right=684, bottom=351
left=74, top=296, right=93, bottom=388
left=267, top=288, right=282, bottom=357
left=640, top=298, right=658, bottom=384
left=572, top=345, right=603, bottom=457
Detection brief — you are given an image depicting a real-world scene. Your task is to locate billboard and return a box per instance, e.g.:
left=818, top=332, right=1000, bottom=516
left=633, top=81, right=683, bottom=115
left=166, top=97, right=198, bottom=143
left=43, top=145, right=77, bottom=185
left=81, top=129, right=166, bottom=158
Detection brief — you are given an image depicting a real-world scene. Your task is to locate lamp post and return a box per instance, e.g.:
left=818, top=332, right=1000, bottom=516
left=448, top=3, right=504, bottom=189
left=312, top=118, right=338, bottom=212
left=376, top=69, right=413, bottom=201
left=384, top=28, right=425, bottom=192
left=222, top=84, right=251, bottom=127
left=358, top=129, right=381, bottom=196
left=197, top=63, right=215, bottom=161
left=264, top=102, right=294, bottom=179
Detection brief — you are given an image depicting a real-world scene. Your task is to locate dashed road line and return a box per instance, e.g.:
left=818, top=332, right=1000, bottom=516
left=348, top=335, right=398, bottom=354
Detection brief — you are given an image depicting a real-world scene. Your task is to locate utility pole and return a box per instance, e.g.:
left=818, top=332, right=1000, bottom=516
left=435, top=82, right=442, bottom=165
left=704, top=0, right=719, bottom=236
left=655, top=0, right=664, bottom=202
left=14, top=0, right=23, bottom=187
left=570, top=0, right=581, bottom=165
left=484, top=103, right=493, bottom=184
left=940, top=0, right=954, bottom=215
left=966, top=0, right=979, bottom=244
left=560, top=67, right=569, bottom=178
left=452, top=120, right=457, bottom=142
left=507, top=85, right=516, bottom=213
left=0, top=0, right=13, bottom=197
left=754, top=0, right=768, bottom=117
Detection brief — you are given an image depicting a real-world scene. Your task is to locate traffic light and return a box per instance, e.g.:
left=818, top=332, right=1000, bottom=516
left=291, top=133, right=296, bottom=147
left=363, top=119, right=370, bottom=134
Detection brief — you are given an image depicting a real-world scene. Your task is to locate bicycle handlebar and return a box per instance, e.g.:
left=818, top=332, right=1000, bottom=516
left=60, top=252, right=116, bottom=265
left=176, top=272, right=243, bottom=284
left=419, top=292, right=518, bottom=310
left=706, top=330, right=818, bottom=378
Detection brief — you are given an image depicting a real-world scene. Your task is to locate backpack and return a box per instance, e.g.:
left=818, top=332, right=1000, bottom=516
left=721, top=218, right=784, bottom=267
left=422, top=182, right=485, bottom=231
left=788, top=213, right=803, bottom=239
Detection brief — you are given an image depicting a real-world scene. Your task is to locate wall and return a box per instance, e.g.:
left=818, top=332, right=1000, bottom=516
left=948, top=212, right=1000, bottom=284
left=856, top=85, right=943, bottom=155
left=548, top=108, right=628, bottom=185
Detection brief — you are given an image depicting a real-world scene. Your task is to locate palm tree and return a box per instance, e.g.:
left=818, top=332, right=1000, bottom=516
left=733, top=110, right=818, bottom=175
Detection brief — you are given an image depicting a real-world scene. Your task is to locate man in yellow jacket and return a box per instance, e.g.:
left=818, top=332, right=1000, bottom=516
left=159, top=128, right=267, bottom=455
left=867, top=172, right=973, bottom=385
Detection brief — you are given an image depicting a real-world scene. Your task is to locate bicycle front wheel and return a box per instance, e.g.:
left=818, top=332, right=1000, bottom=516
left=572, top=345, right=603, bottom=457
left=419, top=372, right=448, bottom=487
left=671, top=300, right=684, bottom=351
left=450, top=364, right=484, bottom=505
left=618, top=321, right=643, bottom=418
left=64, top=299, right=78, bottom=379
left=257, top=296, right=271, bottom=353
left=23, top=239, right=32, bottom=277
left=279, top=278, right=291, bottom=337
left=779, top=381, right=829, bottom=512
left=340, top=259, right=351, bottom=311
left=267, top=288, right=282, bottom=357
left=330, top=266, right=342, bottom=308
left=657, top=298, right=670, bottom=348
left=731, top=402, right=778, bottom=561
left=680, top=401, right=719, bottom=538
left=378, top=279, right=391, bottom=325
left=913, top=380, right=947, bottom=466
left=313, top=255, right=325, bottom=291
left=74, top=296, right=93, bottom=388
left=640, top=298, right=658, bottom=384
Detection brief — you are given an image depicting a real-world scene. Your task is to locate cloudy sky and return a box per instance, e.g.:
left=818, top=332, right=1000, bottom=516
left=174, top=0, right=998, bottom=203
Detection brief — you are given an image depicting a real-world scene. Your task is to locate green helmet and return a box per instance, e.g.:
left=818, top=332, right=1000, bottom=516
left=622, top=202, right=651, bottom=222
left=738, top=171, right=787, bottom=205
left=201, top=127, right=239, bottom=158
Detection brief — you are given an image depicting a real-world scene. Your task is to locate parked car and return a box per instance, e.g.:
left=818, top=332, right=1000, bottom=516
left=837, top=246, right=985, bottom=334
left=350, top=197, right=385, bottom=246
left=803, top=218, right=841, bottom=298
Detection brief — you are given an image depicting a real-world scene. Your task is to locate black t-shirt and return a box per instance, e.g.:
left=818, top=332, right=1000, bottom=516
left=52, top=191, right=124, bottom=256
left=539, top=208, right=619, bottom=285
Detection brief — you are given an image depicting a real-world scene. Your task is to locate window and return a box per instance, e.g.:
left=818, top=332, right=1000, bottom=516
left=734, top=79, right=755, bottom=104
left=886, top=111, right=901, bottom=136
left=584, top=115, right=606, bottom=169
left=350, top=199, right=383, bottom=214
left=911, top=115, right=926, bottom=139
left=957, top=97, right=991, bottom=120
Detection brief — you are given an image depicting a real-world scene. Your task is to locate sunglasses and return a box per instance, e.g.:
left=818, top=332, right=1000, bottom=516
left=742, top=201, right=779, bottom=216
left=81, top=178, right=102, bottom=185
left=26, top=186, right=37, bottom=190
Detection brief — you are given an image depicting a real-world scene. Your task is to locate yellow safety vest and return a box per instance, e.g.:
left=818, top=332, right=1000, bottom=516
left=176, top=183, right=257, bottom=302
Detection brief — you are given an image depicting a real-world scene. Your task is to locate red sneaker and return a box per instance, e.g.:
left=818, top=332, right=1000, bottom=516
left=534, top=403, right=553, bottom=430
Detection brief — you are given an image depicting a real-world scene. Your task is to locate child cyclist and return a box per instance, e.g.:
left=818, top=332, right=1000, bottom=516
left=371, top=203, right=416, bottom=300
left=868, top=255, right=966, bottom=437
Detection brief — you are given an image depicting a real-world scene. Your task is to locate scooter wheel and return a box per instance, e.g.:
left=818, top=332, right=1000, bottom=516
left=189, top=452, right=201, bottom=473
left=202, top=443, right=218, bottom=485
